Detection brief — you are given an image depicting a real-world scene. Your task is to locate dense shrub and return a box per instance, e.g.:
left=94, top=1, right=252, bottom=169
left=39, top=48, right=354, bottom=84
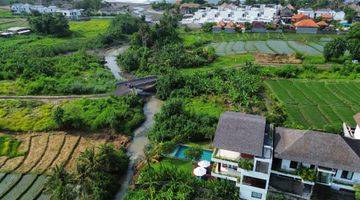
left=28, top=13, right=71, bottom=37
left=323, top=37, right=347, bottom=61
left=46, top=145, right=129, bottom=200
left=156, top=68, right=263, bottom=109
left=148, top=98, right=217, bottom=143
left=124, top=165, right=238, bottom=200
left=117, top=13, right=215, bottom=75
left=202, top=22, right=217, bottom=32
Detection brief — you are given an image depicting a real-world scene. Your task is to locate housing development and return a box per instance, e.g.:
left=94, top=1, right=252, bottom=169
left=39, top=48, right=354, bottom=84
left=0, top=0, right=359, bottom=199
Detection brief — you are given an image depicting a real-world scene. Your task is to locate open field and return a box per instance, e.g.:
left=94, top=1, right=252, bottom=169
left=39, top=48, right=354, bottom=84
left=182, top=31, right=337, bottom=45
left=265, top=79, right=360, bottom=132
left=0, top=132, right=129, bottom=200
left=212, top=40, right=324, bottom=56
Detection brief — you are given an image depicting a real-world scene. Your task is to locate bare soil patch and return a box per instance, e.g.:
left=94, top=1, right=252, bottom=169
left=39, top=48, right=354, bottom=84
left=254, top=53, right=302, bottom=65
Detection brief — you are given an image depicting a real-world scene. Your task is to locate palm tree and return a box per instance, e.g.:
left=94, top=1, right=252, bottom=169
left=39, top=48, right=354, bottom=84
left=46, top=165, right=76, bottom=200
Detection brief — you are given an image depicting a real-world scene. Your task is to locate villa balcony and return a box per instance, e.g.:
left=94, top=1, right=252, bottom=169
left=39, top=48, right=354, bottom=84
left=211, top=163, right=240, bottom=182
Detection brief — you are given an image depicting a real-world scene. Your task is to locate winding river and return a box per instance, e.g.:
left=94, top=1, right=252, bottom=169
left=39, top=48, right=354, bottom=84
left=103, top=47, right=163, bottom=200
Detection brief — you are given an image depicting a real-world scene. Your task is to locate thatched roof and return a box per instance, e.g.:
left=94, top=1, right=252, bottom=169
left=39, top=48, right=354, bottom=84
left=213, top=112, right=266, bottom=156
left=274, top=127, right=360, bottom=172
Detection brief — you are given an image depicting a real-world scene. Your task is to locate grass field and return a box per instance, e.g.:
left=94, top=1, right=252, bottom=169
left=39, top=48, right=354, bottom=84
left=265, top=79, right=360, bottom=132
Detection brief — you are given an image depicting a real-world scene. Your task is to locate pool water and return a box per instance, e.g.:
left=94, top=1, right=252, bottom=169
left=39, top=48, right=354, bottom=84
left=171, top=145, right=213, bottom=162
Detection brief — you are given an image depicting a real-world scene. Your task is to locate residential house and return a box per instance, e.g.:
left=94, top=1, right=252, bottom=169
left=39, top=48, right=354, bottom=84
left=224, top=21, right=236, bottom=33
left=280, top=7, right=294, bottom=23
left=291, top=13, right=309, bottom=23
left=211, top=112, right=273, bottom=200
left=316, top=20, right=328, bottom=29
left=252, top=21, right=266, bottom=32
left=298, top=8, right=315, bottom=18
left=11, top=3, right=31, bottom=14
left=180, top=3, right=200, bottom=15
left=272, top=127, right=360, bottom=199
left=211, top=112, right=360, bottom=200
left=10, top=3, right=82, bottom=20
left=333, top=11, right=345, bottom=21
left=294, top=19, right=319, bottom=34
left=314, top=8, right=335, bottom=19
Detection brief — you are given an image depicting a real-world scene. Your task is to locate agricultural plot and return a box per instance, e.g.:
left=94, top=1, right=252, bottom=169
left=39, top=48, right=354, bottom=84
left=0, top=132, right=129, bottom=200
left=211, top=40, right=325, bottom=55
left=265, top=79, right=360, bottom=132
left=287, top=41, right=322, bottom=55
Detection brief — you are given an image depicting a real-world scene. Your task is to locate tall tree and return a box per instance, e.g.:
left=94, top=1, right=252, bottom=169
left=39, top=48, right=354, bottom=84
left=28, top=13, right=70, bottom=37
left=46, top=165, right=76, bottom=200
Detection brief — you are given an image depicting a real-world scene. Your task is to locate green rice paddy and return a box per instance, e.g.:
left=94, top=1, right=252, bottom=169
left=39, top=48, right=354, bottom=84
left=265, top=79, right=360, bottom=132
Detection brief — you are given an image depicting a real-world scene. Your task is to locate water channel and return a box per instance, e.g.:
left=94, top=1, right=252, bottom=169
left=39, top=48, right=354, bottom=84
left=103, top=47, right=163, bottom=200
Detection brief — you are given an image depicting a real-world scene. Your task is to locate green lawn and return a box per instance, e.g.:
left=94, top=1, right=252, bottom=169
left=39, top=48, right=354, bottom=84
left=185, top=96, right=229, bottom=118
left=265, top=79, right=360, bottom=132
left=152, top=158, right=193, bottom=175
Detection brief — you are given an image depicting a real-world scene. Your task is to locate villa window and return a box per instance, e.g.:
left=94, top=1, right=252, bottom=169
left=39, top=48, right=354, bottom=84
left=341, top=170, right=353, bottom=180
left=251, top=192, right=262, bottom=199
left=289, top=161, right=298, bottom=169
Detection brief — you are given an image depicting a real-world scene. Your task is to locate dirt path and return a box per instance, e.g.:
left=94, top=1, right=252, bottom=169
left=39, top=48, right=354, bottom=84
left=0, top=94, right=109, bottom=102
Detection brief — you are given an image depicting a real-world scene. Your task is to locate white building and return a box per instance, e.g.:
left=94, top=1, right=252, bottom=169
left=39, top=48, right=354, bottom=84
left=211, top=112, right=360, bottom=200
left=10, top=3, right=82, bottom=20
left=298, top=8, right=315, bottom=18
left=211, top=112, right=273, bottom=200
left=181, top=4, right=282, bottom=25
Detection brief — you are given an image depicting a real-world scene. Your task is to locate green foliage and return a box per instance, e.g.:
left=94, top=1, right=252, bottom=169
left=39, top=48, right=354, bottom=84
left=348, top=23, right=360, bottom=60
left=118, top=13, right=215, bottom=74
left=296, top=167, right=317, bottom=181
left=0, top=96, right=144, bottom=133
left=323, top=37, right=347, bottom=61
left=28, top=13, right=70, bottom=37
left=0, top=135, right=24, bottom=158
left=76, top=145, right=129, bottom=200
left=151, top=1, right=175, bottom=10
left=355, top=185, right=360, bottom=200
left=238, top=158, right=253, bottom=171
left=125, top=164, right=238, bottom=200
left=182, top=0, right=205, bottom=4
left=45, top=165, right=76, bottom=200
left=56, top=96, right=145, bottom=134
left=184, top=145, right=202, bottom=161
left=101, top=13, right=144, bottom=45
left=46, top=145, right=129, bottom=200
left=149, top=98, right=217, bottom=143
left=344, top=6, right=358, bottom=23
left=156, top=68, right=263, bottom=110
left=74, top=0, right=102, bottom=11
left=202, top=22, right=216, bottom=33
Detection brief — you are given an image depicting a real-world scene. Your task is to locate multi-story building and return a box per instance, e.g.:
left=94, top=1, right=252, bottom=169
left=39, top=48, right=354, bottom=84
left=211, top=112, right=360, bottom=200
left=211, top=112, right=273, bottom=200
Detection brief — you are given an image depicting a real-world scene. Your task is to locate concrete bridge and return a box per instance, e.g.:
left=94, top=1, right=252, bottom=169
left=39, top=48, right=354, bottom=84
left=114, top=76, right=157, bottom=96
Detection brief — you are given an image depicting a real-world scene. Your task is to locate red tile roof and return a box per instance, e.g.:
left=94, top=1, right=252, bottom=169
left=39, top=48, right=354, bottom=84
left=294, top=19, right=319, bottom=28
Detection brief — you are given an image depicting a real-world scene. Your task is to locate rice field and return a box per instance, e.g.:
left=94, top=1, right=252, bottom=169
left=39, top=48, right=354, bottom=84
left=265, top=79, right=360, bottom=132
left=0, top=132, right=129, bottom=200
left=212, top=40, right=324, bottom=56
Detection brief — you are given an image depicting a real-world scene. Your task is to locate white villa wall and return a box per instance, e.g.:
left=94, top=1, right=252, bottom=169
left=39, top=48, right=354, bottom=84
left=333, top=170, right=360, bottom=183
left=355, top=125, right=360, bottom=139
left=280, top=159, right=294, bottom=171
left=240, top=184, right=267, bottom=200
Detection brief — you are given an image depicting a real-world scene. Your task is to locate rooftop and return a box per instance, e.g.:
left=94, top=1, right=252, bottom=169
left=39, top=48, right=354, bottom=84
left=294, top=19, right=319, bottom=28
left=354, top=113, right=360, bottom=126
left=274, top=127, right=360, bottom=172
left=213, top=112, right=266, bottom=157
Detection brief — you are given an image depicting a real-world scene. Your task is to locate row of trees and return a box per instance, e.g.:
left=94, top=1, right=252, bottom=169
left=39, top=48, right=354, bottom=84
left=46, top=145, right=129, bottom=200
left=324, top=23, right=360, bottom=61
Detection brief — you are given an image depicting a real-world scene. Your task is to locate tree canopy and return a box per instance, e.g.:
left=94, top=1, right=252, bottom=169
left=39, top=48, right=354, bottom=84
left=28, top=13, right=70, bottom=37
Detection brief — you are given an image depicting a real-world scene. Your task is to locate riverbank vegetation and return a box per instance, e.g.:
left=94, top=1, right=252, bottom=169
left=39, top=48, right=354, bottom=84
left=45, top=144, right=129, bottom=200
left=0, top=96, right=144, bottom=134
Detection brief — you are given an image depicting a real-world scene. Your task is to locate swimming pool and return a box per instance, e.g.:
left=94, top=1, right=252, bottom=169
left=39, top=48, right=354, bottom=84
left=170, top=145, right=213, bottom=162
